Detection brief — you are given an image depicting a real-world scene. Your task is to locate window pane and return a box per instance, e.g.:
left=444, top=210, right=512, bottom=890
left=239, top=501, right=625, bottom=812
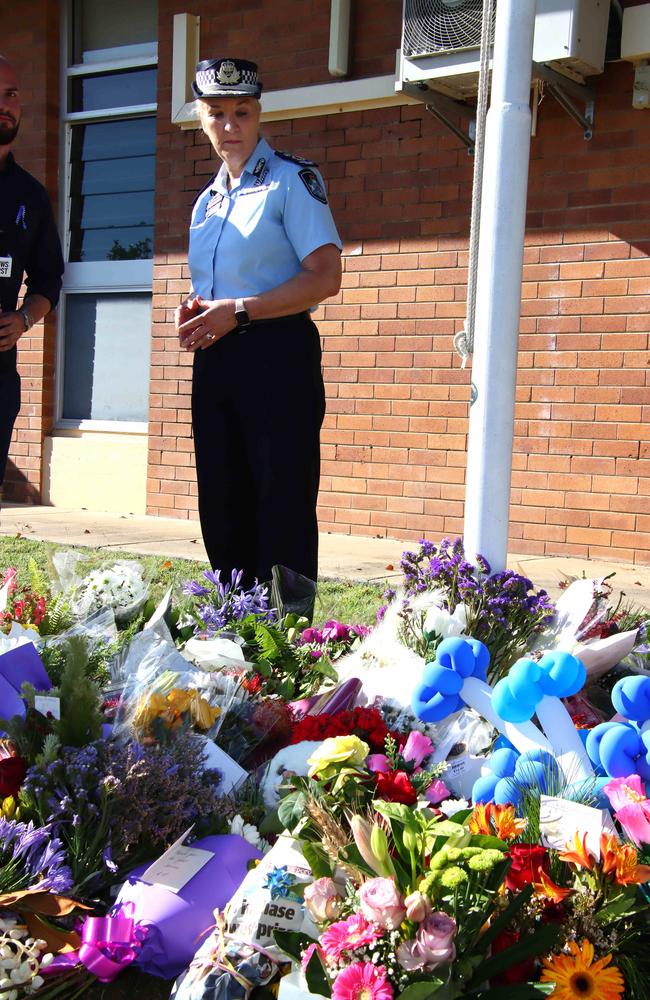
left=62, top=293, right=151, bottom=421
left=69, top=119, right=156, bottom=262
left=71, top=0, right=157, bottom=64
left=70, top=69, right=157, bottom=112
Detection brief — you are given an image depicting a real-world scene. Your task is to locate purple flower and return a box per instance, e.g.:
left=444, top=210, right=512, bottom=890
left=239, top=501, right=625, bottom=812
left=182, top=580, right=209, bottom=597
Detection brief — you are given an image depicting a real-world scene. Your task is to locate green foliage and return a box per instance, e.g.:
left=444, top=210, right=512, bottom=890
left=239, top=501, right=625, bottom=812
left=53, top=637, right=103, bottom=747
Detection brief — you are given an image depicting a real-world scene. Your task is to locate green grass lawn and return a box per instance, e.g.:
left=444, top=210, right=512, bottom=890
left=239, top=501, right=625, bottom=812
left=0, top=536, right=385, bottom=626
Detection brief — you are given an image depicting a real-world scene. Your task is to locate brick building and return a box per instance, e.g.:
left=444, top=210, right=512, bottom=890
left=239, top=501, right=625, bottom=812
left=3, top=0, right=650, bottom=566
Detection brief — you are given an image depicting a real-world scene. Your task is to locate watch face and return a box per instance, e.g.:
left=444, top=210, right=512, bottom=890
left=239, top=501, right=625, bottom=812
left=236, top=308, right=250, bottom=326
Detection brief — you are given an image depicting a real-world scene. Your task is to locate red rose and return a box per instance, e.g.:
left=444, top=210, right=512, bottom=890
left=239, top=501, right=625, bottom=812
left=506, top=843, right=549, bottom=892
left=490, top=930, right=536, bottom=985
left=375, top=770, right=418, bottom=805
left=0, top=755, right=27, bottom=798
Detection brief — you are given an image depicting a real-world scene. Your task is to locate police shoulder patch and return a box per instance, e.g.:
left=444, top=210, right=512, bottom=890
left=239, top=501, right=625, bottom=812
left=298, top=167, right=328, bottom=205
left=274, top=149, right=316, bottom=167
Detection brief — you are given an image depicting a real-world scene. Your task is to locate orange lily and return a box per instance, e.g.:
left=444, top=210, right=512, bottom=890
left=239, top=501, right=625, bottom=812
left=468, top=803, right=492, bottom=836
left=600, top=833, right=650, bottom=885
left=558, top=832, right=595, bottom=870
left=534, top=869, right=573, bottom=903
left=491, top=804, right=527, bottom=841
left=468, top=802, right=526, bottom=841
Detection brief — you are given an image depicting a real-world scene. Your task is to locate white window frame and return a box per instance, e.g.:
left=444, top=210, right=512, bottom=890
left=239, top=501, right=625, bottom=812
left=171, top=12, right=412, bottom=129
left=56, top=1, right=157, bottom=431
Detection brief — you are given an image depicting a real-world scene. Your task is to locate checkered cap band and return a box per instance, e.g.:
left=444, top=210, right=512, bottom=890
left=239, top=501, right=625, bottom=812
left=196, top=67, right=258, bottom=89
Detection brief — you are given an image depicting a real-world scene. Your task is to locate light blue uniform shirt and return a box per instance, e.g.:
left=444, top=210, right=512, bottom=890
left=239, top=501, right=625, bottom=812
left=188, top=137, right=342, bottom=302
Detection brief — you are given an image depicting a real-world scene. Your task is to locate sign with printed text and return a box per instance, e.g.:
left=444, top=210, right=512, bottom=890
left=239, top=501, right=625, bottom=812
left=0, top=257, right=12, bottom=278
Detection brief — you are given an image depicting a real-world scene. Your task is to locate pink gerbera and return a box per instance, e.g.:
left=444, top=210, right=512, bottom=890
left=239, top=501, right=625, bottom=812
left=332, top=962, right=394, bottom=1000
left=321, top=913, right=384, bottom=963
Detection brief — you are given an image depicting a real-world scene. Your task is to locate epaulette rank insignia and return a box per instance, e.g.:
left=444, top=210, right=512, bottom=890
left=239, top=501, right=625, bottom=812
left=274, top=150, right=316, bottom=167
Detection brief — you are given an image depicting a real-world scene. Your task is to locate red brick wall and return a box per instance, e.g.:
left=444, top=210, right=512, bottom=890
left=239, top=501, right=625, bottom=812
left=4, top=3, right=648, bottom=567
left=3, top=0, right=60, bottom=502
left=150, top=2, right=650, bottom=566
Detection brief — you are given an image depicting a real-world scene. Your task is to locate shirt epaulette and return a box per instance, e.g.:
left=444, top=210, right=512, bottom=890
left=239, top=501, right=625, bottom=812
left=274, top=150, right=317, bottom=167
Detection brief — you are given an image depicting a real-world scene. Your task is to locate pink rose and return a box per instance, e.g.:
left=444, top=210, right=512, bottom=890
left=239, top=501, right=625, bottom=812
left=304, top=877, right=343, bottom=922
left=425, top=779, right=451, bottom=806
left=404, top=890, right=432, bottom=923
left=358, top=877, right=406, bottom=930
left=397, top=939, right=424, bottom=971
left=367, top=754, right=391, bottom=773
left=402, top=731, right=434, bottom=767
left=415, top=911, right=457, bottom=969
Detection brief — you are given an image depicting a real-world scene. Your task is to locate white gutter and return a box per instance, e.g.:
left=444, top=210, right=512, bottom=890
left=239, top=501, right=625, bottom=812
left=463, top=0, right=537, bottom=572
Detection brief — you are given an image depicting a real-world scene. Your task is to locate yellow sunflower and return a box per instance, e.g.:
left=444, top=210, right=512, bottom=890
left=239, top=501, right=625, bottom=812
left=540, top=939, right=624, bottom=1000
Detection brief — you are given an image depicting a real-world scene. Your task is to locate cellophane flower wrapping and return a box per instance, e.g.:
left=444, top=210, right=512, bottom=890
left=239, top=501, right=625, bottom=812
left=70, top=559, right=150, bottom=624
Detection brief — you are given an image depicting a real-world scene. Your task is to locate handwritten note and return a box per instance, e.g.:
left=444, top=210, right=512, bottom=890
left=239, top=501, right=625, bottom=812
left=141, top=828, right=213, bottom=893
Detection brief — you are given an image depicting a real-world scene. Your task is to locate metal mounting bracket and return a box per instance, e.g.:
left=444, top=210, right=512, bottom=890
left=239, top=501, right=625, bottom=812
left=400, top=81, right=477, bottom=154
left=532, top=62, right=595, bottom=140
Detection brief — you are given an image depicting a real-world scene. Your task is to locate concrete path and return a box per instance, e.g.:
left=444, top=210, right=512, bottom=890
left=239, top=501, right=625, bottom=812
left=0, top=503, right=649, bottom=605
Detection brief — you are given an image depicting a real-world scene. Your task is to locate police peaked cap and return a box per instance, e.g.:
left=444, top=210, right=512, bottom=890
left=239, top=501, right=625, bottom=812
left=192, top=58, right=263, bottom=99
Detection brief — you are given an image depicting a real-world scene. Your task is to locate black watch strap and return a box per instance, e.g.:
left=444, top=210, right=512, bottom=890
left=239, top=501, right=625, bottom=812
left=235, top=297, right=251, bottom=331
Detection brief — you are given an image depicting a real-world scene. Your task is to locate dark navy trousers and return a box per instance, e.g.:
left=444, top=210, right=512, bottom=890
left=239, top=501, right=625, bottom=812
left=0, top=348, right=20, bottom=486
left=191, top=313, right=326, bottom=589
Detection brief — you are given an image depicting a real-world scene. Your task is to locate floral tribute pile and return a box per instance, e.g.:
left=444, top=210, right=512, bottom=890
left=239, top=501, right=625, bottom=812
left=0, top=539, right=648, bottom=1000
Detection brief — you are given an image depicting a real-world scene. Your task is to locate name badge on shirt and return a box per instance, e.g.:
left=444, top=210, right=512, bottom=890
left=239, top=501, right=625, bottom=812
left=205, top=192, right=224, bottom=219
left=0, top=257, right=12, bottom=278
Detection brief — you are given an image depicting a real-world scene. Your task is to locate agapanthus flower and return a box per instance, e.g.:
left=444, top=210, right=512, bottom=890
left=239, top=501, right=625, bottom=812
left=183, top=567, right=276, bottom=636
left=0, top=817, right=72, bottom=893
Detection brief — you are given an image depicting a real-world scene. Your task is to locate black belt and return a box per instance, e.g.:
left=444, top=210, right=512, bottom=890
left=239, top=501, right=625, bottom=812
left=239, top=310, right=311, bottom=332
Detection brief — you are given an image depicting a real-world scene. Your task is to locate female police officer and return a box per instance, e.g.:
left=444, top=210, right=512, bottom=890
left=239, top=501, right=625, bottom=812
left=175, top=59, right=342, bottom=590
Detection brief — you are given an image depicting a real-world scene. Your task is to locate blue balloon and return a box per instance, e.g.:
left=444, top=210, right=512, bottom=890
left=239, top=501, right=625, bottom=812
left=612, top=675, right=650, bottom=723
left=538, top=650, right=586, bottom=698
left=472, top=774, right=500, bottom=803
left=493, top=675, right=534, bottom=723
left=412, top=637, right=490, bottom=723
left=599, top=724, right=650, bottom=781
left=490, top=747, right=519, bottom=778
left=586, top=721, right=621, bottom=769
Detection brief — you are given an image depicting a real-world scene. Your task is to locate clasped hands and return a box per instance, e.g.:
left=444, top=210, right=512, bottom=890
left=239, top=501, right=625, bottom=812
left=175, top=296, right=236, bottom=351
left=0, top=311, right=27, bottom=352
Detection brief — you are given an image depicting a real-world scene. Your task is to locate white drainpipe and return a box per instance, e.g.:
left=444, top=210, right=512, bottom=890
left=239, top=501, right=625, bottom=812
left=463, top=0, right=537, bottom=572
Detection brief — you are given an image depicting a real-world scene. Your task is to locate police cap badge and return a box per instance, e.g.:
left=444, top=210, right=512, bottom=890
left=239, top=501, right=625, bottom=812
left=192, top=58, right=263, bottom=99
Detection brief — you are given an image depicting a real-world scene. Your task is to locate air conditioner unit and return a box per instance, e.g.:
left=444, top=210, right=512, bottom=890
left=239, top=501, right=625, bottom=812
left=397, top=0, right=611, bottom=101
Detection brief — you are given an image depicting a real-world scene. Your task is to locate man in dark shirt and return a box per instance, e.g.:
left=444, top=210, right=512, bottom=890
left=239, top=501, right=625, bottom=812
left=0, top=56, right=64, bottom=488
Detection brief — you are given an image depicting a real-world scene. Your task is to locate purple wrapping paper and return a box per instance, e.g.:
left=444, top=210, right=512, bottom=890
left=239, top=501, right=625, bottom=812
left=0, top=644, right=51, bottom=719
left=114, top=835, right=262, bottom=980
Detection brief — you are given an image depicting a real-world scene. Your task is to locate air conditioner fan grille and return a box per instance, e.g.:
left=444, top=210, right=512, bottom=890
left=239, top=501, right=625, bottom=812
left=403, top=0, right=494, bottom=58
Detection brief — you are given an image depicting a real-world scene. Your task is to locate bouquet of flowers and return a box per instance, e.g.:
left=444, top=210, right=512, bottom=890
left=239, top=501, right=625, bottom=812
left=381, top=538, right=555, bottom=681
left=72, top=559, right=149, bottom=623
left=182, top=568, right=276, bottom=635
left=298, top=620, right=371, bottom=665
left=1, top=567, right=47, bottom=635
left=289, top=707, right=400, bottom=756
left=20, top=732, right=224, bottom=896
left=272, top=727, right=650, bottom=999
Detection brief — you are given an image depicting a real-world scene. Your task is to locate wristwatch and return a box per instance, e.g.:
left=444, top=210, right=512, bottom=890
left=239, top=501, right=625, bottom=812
left=19, top=307, right=33, bottom=332
left=234, top=298, right=251, bottom=333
